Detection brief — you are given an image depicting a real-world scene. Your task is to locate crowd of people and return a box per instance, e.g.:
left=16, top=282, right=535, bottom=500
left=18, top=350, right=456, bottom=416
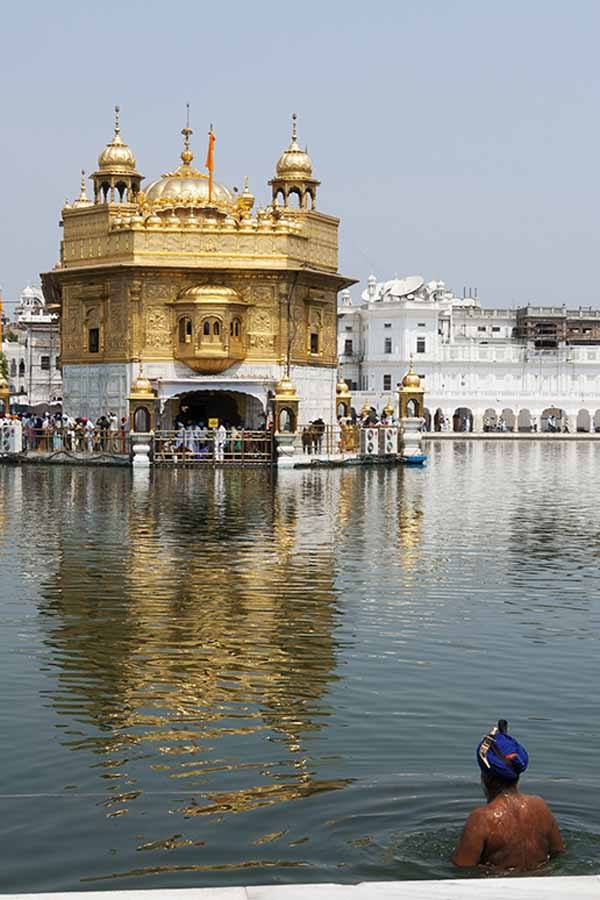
left=155, top=413, right=273, bottom=462
left=5, top=411, right=130, bottom=453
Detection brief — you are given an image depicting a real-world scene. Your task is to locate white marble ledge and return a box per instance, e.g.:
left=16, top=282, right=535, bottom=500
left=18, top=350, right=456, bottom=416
left=4, top=877, right=600, bottom=900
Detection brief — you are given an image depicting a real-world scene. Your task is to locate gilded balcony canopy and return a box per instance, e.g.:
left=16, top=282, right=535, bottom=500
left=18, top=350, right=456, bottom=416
left=175, top=285, right=246, bottom=306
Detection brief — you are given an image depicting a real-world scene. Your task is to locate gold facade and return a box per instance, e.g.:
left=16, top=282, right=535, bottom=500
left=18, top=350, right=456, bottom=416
left=42, top=111, right=354, bottom=380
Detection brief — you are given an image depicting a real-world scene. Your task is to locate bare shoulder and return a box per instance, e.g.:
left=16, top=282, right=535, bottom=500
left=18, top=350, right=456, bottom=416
left=464, top=804, right=491, bottom=829
left=522, top=793, right=554, bottom=813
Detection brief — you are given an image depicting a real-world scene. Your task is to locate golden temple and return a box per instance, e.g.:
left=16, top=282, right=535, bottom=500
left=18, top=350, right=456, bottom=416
left=42, top=108, right=355, bottom=427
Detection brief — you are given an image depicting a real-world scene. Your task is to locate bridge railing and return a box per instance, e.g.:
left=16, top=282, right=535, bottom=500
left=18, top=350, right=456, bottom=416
left=21, top=427, right=128, bottom=454
left=152, top=429, right=274, bottom=465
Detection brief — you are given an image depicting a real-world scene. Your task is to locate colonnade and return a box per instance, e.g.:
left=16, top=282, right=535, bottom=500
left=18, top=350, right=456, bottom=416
left=425, top=406, right=600, bottom=433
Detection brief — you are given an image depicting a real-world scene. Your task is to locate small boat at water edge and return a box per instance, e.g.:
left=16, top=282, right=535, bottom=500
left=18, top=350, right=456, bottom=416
left=401, top=453, right=428, bottom=466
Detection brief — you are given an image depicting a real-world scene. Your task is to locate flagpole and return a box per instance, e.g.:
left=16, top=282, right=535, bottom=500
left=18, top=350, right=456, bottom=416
left=207, top=123, right=214, bottom=204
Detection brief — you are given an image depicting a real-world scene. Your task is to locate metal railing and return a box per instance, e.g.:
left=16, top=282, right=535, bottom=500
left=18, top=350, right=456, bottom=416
left=152, top=429, right=274, bottom=465
left=22, top=427, right=128, bottom=454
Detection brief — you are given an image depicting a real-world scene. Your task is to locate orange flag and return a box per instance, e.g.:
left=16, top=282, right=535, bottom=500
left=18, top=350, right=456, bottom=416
left=205, top=126, right=215, bottom=202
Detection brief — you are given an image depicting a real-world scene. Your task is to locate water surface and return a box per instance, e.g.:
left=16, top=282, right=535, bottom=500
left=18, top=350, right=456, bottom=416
left=1, top=441, right=599, bottom=891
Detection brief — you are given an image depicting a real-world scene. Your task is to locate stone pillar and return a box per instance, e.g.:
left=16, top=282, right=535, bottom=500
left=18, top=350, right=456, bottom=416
left=400, top=417, right=425, bottom=458
left=131, top=433, right=152, bottom=467
left=275, top=432, right=298, bottom=468
left=274, top=375, right=300, bottom=466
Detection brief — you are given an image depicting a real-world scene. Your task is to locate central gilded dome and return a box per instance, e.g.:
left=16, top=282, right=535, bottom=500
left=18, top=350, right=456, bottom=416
left=145, top=166, right=234, bottom=210
left=145, top=124, right=234, bottom=212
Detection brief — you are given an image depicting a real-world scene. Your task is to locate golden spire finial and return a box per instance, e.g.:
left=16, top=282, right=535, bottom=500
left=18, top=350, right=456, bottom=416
left=72, top=168, right=91, bottom=207
left=181, top=102, right=194, bottom=165
left=114, top=104, right=120, bottom=137
left=291, top=112, right=297, bottom=143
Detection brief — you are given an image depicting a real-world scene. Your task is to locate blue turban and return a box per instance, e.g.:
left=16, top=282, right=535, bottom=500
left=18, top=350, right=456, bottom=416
left=477, top=723, right=528, bottom=782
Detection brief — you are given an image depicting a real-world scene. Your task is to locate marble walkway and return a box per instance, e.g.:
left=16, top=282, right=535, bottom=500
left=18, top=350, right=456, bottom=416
left=4, top=876, right=600, bottom=900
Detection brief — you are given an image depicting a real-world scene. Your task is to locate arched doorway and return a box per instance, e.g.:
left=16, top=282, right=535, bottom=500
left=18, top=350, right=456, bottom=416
left=453, top=407, right=473, bottom=432
left=501, top=408, right=515, bottom=432
left=165, top=390, right=266, bottom=429
left=577, top=409, right=591, bottom=433
left=594, top=410, right=600, bottom=433
left=423, top=407, right=432, bottom=431
left=433, top=407, right=446, bottom=432
left=518, top=409, right=532, bottom=432
left=483, top=408, right=498, bottom=431
left=541, top=407, right=565, bottom=433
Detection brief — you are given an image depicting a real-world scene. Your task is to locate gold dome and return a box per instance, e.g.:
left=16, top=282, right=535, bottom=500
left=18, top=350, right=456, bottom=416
left=130, top=370, right=155, bottom=397
left=401, top=361, right=421, bottom=389
left=275, top=113, right=313, bottom=179
left=383, top=399, right=395, bottom=417
left=145, top=121, right=234, bottom=213
left=336, top=378, right=351, bottom=397
left=98, top=106, right=137, bottom=173
left=275, top=375, right=299, bottom=400
left=177, top=285, right=244, bottom=304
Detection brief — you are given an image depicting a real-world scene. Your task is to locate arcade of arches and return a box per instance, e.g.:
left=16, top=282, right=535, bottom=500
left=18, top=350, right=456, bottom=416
left=426, top=406, right=600, bottom=433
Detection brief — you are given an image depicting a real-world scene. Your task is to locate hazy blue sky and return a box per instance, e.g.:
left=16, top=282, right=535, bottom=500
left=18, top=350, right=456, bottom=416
left=2, top=0, right=600, bottom=307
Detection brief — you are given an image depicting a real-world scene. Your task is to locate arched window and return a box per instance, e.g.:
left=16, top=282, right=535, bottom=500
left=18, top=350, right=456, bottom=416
left=178, top=317, right=192, bottom=344
left=230, top=318, right=241, bottom=339
left=133, top=406, right=151, bottom=432
left=19, top=361, right=25, bottom=376
left=200, top=317, right=224, bottom=345
left=10, top=360, right=16, bottom=377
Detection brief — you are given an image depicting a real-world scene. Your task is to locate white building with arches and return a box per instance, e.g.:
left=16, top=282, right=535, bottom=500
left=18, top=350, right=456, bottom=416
left=338, top=275, right=600, bottom=433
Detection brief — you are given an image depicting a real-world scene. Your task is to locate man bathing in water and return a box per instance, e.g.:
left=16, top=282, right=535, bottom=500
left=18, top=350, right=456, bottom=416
left=453, top=719, right=565, bottom=871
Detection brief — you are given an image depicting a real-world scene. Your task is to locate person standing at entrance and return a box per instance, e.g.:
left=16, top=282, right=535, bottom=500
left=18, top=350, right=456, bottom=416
left=453, top=719, right=564, bottom=871
left=214, top=422, right=226, bottom=462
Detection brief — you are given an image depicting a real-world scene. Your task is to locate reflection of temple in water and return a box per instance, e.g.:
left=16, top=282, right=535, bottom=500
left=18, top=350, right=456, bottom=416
left=38, top=468, right=346, bottom=817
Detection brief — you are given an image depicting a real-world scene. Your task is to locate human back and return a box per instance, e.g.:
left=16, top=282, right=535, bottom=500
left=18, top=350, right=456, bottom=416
left=453, top=719, right=565, bottom=871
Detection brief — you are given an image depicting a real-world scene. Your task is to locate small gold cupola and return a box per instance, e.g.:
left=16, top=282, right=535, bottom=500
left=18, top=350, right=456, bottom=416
left=71, top=170, right=92, bottom=208
left=398, top=358, right=425, bottom=419
left=91, top=106, right=142, bottom=204
left=335, top=377, right=351, bottom=418
left=269, top=114, right=320, bottom=210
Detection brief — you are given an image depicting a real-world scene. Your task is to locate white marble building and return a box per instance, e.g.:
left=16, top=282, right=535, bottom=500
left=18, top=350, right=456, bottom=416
left=338, top=275, right=600, bottom=432
left=2, top=285, right=62, bottom=408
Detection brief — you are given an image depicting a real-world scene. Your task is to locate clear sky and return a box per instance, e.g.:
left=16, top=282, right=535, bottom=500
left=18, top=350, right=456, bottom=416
left=2, top=0, right=600, bottom=308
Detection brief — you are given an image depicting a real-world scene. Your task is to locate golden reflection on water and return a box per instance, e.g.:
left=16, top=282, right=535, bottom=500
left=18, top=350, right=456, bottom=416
left=38, top=469, right=376, bottom=834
